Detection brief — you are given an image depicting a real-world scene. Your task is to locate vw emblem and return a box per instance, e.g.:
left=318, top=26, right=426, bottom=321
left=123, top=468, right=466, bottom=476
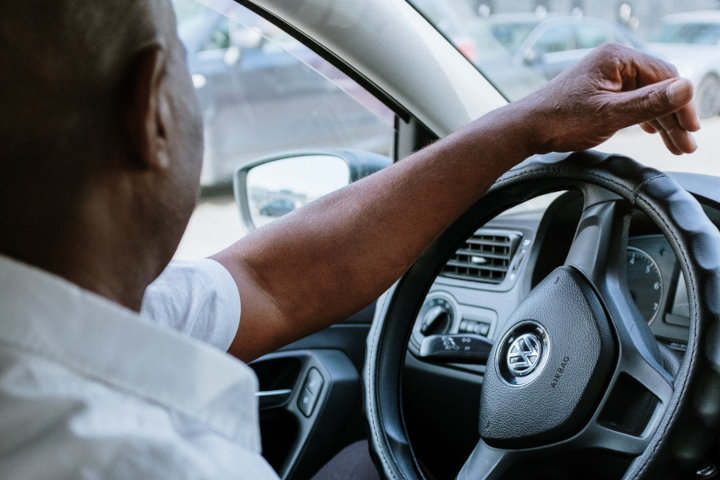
left=507, top=333, right=542, bottom=377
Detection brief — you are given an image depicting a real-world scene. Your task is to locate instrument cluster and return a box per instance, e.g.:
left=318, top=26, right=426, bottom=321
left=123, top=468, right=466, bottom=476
left=627, top=235, right=689, bottom=351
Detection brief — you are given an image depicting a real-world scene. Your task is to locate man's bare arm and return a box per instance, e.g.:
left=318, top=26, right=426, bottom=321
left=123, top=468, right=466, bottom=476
left=211, top=45, right=699, bottom=362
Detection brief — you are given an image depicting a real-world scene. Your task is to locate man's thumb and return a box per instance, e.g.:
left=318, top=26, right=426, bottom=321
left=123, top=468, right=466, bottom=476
left=615, top=78, right=694, bottom=126
left=666, top=78, right=694, bottom=106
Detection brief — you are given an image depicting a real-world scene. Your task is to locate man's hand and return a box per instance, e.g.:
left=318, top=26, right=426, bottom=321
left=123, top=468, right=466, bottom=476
left=523, top=43, right=700, bottom=155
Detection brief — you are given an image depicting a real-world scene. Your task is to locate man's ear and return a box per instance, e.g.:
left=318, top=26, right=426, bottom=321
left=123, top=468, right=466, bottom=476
left=123, top=46, right=171, bottom=171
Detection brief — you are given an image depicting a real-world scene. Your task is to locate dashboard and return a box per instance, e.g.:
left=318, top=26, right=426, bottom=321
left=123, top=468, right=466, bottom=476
left=408, top=190, right=702, bottom=362
left=402, top=184, right=720, bottom=478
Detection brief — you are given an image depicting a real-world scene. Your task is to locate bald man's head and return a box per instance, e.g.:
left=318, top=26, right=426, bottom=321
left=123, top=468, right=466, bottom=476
left=0, top=1, right=163, bottom=171
left=0, top=0, right=204, bottom=301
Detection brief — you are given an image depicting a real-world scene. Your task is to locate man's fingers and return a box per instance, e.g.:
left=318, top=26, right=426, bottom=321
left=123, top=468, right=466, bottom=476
left=645, top=116, right=697, bottom=155
left=640, top=122, right=658, bottom=134
left=619, top=78, right=694, bottom=123
left=665, top=78, right=694, bottom=107
left=656, top=112, right=698, bottom=153
left=612, top=78, right=698, bottom=154
left=609, top=78, right=688, bottom=125
left=675, top=102, right=701, bottom=133
left=664, top=79, right=701, bottom=132
left=655, top=124, right=682, bottom=155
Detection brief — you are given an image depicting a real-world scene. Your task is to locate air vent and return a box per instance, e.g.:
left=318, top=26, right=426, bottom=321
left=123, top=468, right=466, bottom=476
left=441, top=229, right=523, bottom=284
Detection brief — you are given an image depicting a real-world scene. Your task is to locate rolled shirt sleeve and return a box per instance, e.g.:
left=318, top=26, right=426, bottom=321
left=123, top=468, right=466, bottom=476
left=141, top=259, right=241, bottom=351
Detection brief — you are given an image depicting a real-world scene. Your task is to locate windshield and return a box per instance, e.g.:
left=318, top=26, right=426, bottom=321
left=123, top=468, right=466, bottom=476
left=489, top=18, right=540, bottom=53
left=409, top=1, right=720, bottom=179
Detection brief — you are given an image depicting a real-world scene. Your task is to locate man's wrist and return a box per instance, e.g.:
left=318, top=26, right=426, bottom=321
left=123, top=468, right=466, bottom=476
left=489, top=98, right=547, bottom=160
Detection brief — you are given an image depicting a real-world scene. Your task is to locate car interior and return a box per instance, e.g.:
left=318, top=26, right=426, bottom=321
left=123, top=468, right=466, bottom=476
left=173, top=0, right=720, bottom=478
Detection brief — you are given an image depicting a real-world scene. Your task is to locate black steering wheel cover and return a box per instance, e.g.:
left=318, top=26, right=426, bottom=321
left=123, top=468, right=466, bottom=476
left=364, top=150, right=720, bottom=480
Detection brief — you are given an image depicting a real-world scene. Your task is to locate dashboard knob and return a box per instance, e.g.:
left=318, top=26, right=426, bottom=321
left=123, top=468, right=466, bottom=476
left=420, top=305, right=449, bottom=335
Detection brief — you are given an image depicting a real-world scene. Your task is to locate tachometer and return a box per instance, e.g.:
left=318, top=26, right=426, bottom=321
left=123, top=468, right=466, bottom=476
left=626, top=247, right=663, bottom=324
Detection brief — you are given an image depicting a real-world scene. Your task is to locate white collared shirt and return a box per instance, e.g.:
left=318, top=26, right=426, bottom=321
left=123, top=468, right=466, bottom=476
left=0, top=255, right=280, bottom=479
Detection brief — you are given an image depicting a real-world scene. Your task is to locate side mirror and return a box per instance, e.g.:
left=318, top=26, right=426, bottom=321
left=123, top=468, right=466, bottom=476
left=234, top=150, right=391, bottom=231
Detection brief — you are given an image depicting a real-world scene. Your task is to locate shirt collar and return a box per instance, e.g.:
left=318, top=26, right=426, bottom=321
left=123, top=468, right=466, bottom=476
left=0, top=254, right=260, bottom=452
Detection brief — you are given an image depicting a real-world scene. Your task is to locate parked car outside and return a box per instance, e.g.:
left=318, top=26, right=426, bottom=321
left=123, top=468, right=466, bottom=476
left=646, top=10, right=720, bottom=118
left=258, top=198, right=297, bottom=217
left=488, top=13, right=645, bottom=80
left=177, top=8, right=393, bottom=186
left=408, top=0, right=546, bottom=101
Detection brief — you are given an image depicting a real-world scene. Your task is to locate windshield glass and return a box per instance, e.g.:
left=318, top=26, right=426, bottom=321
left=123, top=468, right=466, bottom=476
left=409, top=0, right=720, bottom=179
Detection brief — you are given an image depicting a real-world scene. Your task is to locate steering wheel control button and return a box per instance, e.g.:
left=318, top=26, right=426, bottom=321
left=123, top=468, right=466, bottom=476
left=479, top=267, right=616, bottom=448
left=459, top=319, right=491, bottom=336
left=297, top=368, right=324, bottom=417
left=507, top=332, right=543, bottom=376
left=418, top=334, right=493, bottom=364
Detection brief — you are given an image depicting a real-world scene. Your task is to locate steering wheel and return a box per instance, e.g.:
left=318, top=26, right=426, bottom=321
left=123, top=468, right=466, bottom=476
left=364, top=151, right=720, bottom=480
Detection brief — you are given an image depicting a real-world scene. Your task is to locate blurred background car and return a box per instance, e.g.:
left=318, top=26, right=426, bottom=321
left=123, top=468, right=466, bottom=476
left=179, top=9, right=393, bottom=187
left=646, top=10, right=720, bottom=118
left=408, top=0, right=547, bottom=100
left=488, top=13, right=646, bottom=79
left=258, top=198, right=297, bottom=217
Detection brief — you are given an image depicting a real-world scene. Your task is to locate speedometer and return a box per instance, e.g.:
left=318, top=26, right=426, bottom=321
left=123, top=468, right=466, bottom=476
left=626, top=247, right=663, bottom=324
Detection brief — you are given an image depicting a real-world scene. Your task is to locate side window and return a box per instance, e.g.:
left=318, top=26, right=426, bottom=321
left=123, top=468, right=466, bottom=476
left=172, top=0, right=396, bottom=259
left=202, top=20, right=230, bottom=51
left=534, top=25, right=575, bottom=54
left=576, top=24, right=612, bottom=49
